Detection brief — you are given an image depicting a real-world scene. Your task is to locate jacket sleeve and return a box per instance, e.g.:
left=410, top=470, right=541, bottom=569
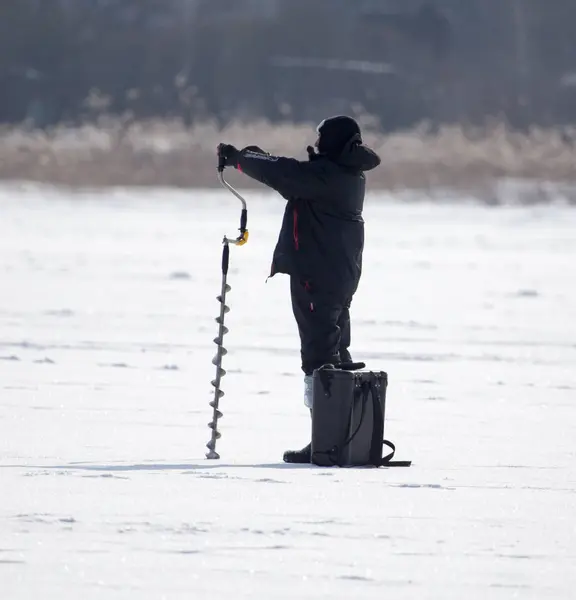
left=235, top=149, right=327, bottom=200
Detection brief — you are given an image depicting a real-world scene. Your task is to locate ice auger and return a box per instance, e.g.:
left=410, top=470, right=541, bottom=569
left=205, top=155, right=249, bottom=460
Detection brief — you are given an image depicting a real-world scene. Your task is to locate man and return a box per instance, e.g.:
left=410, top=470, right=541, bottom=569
left=217, top=115, right=381, bottom=463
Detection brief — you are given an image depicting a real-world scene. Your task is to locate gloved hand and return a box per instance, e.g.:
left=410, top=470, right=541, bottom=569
left=306, top=145, right=320, bottom=161
left=217, top=143, right=239, bottom=169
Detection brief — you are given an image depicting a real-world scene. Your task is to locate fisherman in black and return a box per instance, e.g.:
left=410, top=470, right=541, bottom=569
left=217, top=115, right=381, bottom=463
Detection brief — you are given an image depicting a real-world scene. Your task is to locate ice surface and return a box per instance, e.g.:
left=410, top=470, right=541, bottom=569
left=1, top=183, right=575, bottom=599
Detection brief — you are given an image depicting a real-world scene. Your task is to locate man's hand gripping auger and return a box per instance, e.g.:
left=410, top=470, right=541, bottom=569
left=206, top=153, right=249, bottom=460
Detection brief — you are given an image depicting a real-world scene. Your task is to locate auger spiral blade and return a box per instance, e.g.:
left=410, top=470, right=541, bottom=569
left=206, top=251, right=232, bottom=460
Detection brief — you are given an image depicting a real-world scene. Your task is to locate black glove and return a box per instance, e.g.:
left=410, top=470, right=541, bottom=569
left=217, top=143, right=239, bottom=169
left=306, top=145, right=320, bottom=161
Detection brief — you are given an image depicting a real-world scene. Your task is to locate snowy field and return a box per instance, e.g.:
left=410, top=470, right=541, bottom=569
left=1, top=183, right=575, bottom=599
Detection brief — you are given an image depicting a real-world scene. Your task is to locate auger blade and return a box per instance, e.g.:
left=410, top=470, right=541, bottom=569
left=207, top=423, right=222, bottom=436
left=212, top=351, right=227, bottom=364
left=214, top=328, right=229, bottom=340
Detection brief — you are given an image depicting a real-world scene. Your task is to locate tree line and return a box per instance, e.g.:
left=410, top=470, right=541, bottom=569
left=2, top=0, right=576, bottom=132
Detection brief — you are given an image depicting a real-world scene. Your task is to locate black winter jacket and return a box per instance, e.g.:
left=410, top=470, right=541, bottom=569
left=235, top=137, right=381, bottom=295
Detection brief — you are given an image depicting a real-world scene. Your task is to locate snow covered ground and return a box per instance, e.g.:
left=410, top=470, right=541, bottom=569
left=1, top=183, right=575, bottom=599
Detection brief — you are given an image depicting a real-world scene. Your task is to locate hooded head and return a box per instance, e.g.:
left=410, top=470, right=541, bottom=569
left=310, top=115, right=381, bottom=172
left=316, top=115, right=361, bottom=157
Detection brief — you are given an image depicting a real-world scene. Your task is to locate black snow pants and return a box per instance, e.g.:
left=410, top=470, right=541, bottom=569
left=290, top=276, right=355, bottom=376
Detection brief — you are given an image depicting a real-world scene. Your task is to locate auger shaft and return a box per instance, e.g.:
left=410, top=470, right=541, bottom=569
left=206, top=242, right=231, bottom=459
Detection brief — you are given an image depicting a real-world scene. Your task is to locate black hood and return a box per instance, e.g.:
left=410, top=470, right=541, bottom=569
left=333, top=134, right=381, bottom=172
left=308, top=134, right=381, bottom=172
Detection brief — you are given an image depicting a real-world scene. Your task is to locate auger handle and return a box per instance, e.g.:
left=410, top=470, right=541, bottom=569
left=217, top=153, right=226, bottom=173
left=217, top=170, right=249, bottom=246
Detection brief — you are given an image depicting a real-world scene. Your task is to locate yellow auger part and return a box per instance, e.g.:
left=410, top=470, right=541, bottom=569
left=235, top=230, right=249, bottom=246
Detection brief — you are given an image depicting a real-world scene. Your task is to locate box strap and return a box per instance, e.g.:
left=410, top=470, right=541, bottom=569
left=369, top=373, right=412, bottom=468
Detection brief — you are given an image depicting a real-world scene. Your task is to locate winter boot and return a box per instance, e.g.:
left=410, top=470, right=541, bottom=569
left=282, top=376, right=314, bottom=463
left=283, top=442, right=311, bottom=464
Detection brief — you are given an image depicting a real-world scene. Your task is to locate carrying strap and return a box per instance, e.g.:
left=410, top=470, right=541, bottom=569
left=369, top=373, right=412, bottom=468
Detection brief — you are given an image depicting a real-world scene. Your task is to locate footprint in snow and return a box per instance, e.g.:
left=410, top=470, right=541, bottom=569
left=169, top=271, right=192, bottom=280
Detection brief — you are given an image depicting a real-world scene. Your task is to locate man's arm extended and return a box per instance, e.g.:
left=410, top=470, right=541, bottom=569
left=235, top=148, right=327, bottom=200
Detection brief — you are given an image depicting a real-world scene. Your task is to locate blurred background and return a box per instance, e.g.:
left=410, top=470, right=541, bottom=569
left=2, top=0, right=576, bottom=196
